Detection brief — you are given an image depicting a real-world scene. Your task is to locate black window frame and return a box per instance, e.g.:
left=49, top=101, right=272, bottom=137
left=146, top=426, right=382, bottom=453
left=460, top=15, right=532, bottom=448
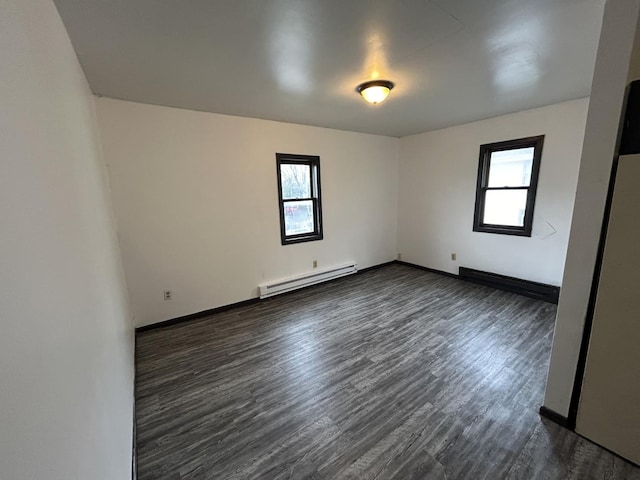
left=473, top=135, right=544, bottom=237
left=276, top=153, right=323, bottom=245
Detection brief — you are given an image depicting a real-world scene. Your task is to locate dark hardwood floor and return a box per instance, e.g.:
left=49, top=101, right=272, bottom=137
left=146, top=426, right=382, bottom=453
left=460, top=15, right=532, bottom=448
left=135, top=264, right=640, bottom=479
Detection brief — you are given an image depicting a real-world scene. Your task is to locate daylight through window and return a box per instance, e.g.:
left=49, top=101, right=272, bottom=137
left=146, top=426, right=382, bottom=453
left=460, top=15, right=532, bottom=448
left=276, top=153, right=323, bottom=245
left=473, top=136, right=544, bottom=236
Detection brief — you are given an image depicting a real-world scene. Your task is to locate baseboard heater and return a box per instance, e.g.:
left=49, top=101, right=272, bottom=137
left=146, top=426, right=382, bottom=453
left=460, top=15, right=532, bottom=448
left=259, top=263, right=358, bottom=299
left=458, top=267, right=560, bottom=304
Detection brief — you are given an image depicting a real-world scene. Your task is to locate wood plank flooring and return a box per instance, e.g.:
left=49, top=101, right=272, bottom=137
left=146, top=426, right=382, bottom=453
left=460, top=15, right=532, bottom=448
left=135, top=264, right=640, bottom=479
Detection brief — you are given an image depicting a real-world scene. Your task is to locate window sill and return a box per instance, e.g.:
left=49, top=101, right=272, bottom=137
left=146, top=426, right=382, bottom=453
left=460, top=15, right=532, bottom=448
left=281, top=233, right=323, bottom=245
left=473, top=225, right=532, bottom=237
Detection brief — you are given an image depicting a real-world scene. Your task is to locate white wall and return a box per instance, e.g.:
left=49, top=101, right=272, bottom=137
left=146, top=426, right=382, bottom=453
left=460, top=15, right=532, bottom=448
left=96, top=98, right=399, bottom=327
left=543, top=0, right=640, bottom=417
left=397, top=99, right=589, bottom=285
left=0, top=1, right=134, bottom=479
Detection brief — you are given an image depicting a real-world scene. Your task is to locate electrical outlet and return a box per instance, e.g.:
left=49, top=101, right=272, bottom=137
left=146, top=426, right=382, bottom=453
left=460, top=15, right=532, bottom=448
left=164, top=290, right=172, bottom=301
left=313, top=260, right=318, bottom=268
left=451, top=253, right=457, bottom=261
left=397, top=253, right=402, bottom=261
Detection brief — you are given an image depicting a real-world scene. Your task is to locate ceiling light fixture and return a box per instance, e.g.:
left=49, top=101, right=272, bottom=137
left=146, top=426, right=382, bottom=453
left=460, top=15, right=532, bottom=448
left=356, top=80, right=395, bottom=105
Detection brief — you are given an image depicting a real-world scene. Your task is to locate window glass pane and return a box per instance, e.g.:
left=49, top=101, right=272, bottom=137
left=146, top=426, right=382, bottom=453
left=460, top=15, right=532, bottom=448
left=483, top=189, right=528, bottom=227
left=487, top=147, right=534, bottom=187
left=280, top=164, right=311, bottom=199
left=284, top=200, right=315, bottom=236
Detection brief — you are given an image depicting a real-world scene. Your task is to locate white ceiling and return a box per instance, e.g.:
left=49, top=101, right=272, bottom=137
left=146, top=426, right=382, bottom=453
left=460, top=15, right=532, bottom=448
left=53, top=0, right=605, bottom=137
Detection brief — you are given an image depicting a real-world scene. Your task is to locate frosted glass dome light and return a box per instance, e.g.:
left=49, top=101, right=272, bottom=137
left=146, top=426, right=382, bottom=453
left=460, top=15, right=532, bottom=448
left=356, top=80, right=395, bottom=105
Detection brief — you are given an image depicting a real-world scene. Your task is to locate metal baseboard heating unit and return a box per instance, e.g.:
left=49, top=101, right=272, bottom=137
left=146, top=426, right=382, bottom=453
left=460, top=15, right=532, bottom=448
left=259, top=263, right=357, bottom=299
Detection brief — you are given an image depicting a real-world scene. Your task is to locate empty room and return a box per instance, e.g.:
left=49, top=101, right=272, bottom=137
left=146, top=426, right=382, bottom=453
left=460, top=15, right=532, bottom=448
left=2, top=0, right=640, bottom=478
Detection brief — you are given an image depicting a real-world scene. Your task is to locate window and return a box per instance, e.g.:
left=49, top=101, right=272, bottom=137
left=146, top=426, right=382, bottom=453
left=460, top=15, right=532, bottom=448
left=276, top=153, right=323, bottom=245
left=473, top=135, right=544, bottom=236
